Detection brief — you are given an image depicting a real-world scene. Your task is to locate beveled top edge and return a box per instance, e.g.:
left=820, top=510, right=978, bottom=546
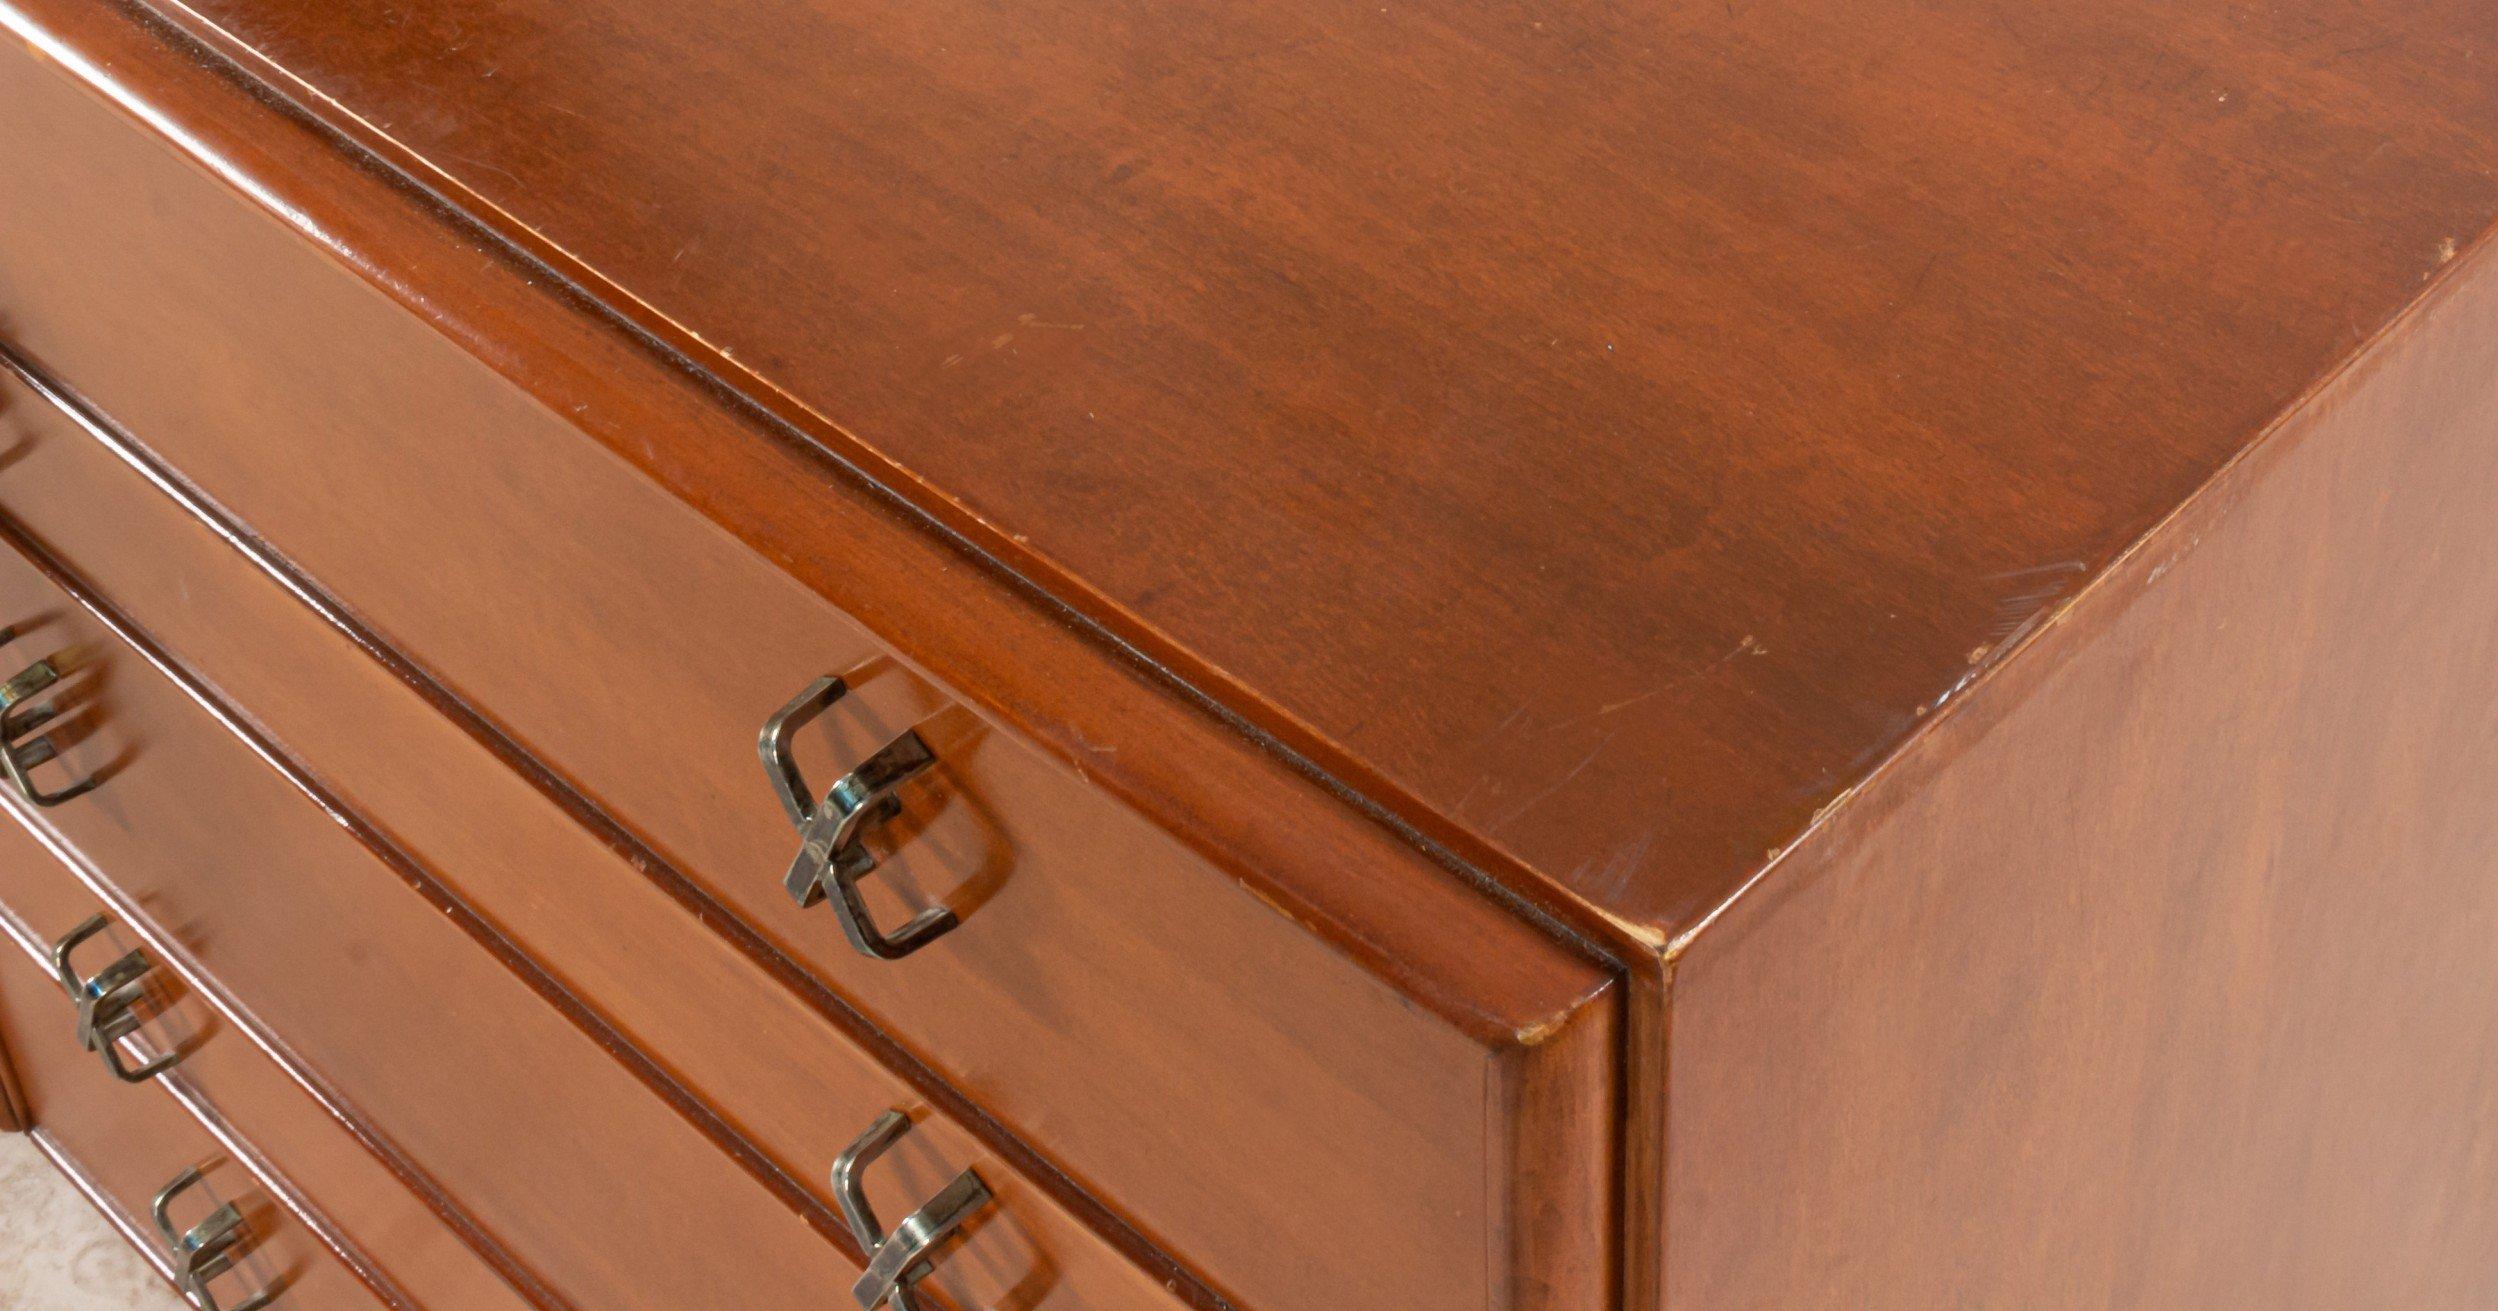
left=76, top=0, right=2498, bottom=942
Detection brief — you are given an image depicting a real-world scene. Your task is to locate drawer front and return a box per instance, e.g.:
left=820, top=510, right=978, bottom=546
left=0, top=17, right=1620, bottom=1311
left=0, top=355, right=1198, bottom=1308
left=0, top=810, right=534, bottom=1311
left=0, top=883, right=385, bottom=1311
left=0, top=528, right=887, bottom=1307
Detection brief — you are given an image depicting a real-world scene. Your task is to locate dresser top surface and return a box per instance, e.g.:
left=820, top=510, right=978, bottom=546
left=145, top=0, right=2498, bottom=939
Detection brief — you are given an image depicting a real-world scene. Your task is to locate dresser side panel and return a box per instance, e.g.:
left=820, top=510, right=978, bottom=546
left=1663, top=241, right=2498, bottom=1305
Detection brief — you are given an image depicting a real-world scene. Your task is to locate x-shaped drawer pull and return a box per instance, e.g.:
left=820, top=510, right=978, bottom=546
left=759, top=675, right=955, bottom=960
left=831, top=1110, right=993, bottom=1310
left=0, top=626, right=99, bottom=807
left=49, top=913, right=180, bottom=1084
left=151, top=1166, right=275, bottom=1311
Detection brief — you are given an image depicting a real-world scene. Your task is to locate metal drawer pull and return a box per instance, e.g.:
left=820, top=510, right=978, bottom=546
left=0, top=627, right=99, bottom=806
left=151, top=1166, right=275, bottom=1311
left=759, top=675, right=953, bottom=959
left=50, top=913, right=180, bottom=1083
left=831, top=1110, right=993, bottom=1311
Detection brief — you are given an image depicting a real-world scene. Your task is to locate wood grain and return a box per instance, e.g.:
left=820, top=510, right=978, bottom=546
left=0, top=0, right=1620, bottom=1013
left=0, top=530, right=883, bottom=1310
left=0, top=25, right=1619, bottom=1310
left=0, top=885, right=388, bottom=1311
left=0, top=807, right=538, bottom=1311
left=0, top=360, right=1212, bottom=1311
left=1663, top=238, right=2498, bottom=1306
left=5, top=0, right=2495, bottom=1305
left=129, top=0, right=2498, bottom=943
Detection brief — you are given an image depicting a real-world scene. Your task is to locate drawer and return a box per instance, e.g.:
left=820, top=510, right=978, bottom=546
left=0, top=808, right=534, bottom=1311
left=0, top=341, right=1199, bottom=1307
left=0, top=884, right=385, bottom=1311
left=0, top=517, right=900, bottom=1307
left=0, top=21, right=1620, bottom=1311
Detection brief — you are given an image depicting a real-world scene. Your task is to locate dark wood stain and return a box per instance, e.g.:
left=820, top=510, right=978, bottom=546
left=1668, top=235, right=2498, bottom=1306
left=0, top=523, right=926, bottom=1307
left=0, top=35, right=1618, bottom=1304
left=4, top=0, right=2497, bottom=1304
left=141, top=0, right=2498, bottom=935
left=0, top=837, right=402, bottom=1311
left=0, top=803, right=537, bottom=1311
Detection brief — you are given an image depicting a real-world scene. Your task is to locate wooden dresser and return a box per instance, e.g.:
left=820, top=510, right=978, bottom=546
left=1, top=0, right=2493, bottom=1306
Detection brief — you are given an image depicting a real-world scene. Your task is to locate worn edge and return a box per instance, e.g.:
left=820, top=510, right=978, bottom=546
left=97, top=0, right=1638, bottom=974
left=3, top=7, right=1647, bottom=1299
left=1665, top=220, right=2498, bottom=966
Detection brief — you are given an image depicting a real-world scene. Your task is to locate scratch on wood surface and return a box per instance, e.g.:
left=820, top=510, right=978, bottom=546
left=1487, top=728, right=1622, bottom=834
left=1880, top=251, right=1945, bottom=330
left=1980, top=560, right=2089, bottom=642
left=1986, top=559, right=2088, bottom=582
left=944, top=317, right=1083, bottom=369
left=433, top=148, right=524, bottom=188
left=1578, top=825, right=1660, bottom=905
left=1541, top=634, right=1762, bottom=733
left=2315, top=34, right=2405, bottom=67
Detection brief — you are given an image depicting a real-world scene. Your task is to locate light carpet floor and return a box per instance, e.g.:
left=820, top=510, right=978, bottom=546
left=0, top=1131, right=182, bottom=1310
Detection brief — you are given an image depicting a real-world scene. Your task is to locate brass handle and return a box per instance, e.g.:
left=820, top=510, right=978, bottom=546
left=0, top=625, right=98, bottom=807
left=50, top=913, right=180, bottom=1084
left=831, top=1111, right=993, bottom=1311
left=759, top=676, right=954, bottom=960
left=150, top=1166, right=275, bottom=1311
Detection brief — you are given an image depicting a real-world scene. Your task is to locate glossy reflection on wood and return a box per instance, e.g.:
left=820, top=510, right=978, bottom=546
left=0, top=364, right=1208, bottom=1311
left=4, top=0, right=2498, bottom=1305
left=0, top=807, right=538, bottom=1311
left=0, top=873, right=389, bottom=1311
left=135, top=0, right=2498, bottom=941
left=0, top=26, right=1616, bottom=1311
left=0, top=536, right=874, bottom=1310
left=1668, top=239, right=2498, bottom=1306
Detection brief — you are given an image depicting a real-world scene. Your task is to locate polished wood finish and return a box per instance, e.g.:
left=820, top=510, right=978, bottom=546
left=0, top=22, right=1616, bottom=1311
left=0, top=810, right=539, bottom=1311
left=1666, top=239, right=2498, bottom=1305
left=0, top=883, right=388, bottom=1311
left=0, top=360, right=1205, bottom=1311
left=132, top=0, right=2498, bottom=947
left=0, top=533, right=885, bottom=1309
left=2, top=0, right=2495, bottom=1303
left=0, top=813, right=534, bottom=1311
left=0, top=0, right=1601, bottom=1037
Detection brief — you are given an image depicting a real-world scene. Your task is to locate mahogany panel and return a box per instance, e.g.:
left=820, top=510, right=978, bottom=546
left=136, top=0, right=2498, bottom=941
left=0, top=533, right=876, bottom=1308
left=1663, top=240, right=2498, bottom=1303
left=0, top=0, right=2485, bottom=1306
left=0, top=27, right=1620, bottom=1311
left=0, top=888, right=386, bottom=1311
left=0, top=0, right=1613, bottom=1015
left=0, top=361, right=1206, bottom=1310
left=0, top=810, right=536, bottom=1311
